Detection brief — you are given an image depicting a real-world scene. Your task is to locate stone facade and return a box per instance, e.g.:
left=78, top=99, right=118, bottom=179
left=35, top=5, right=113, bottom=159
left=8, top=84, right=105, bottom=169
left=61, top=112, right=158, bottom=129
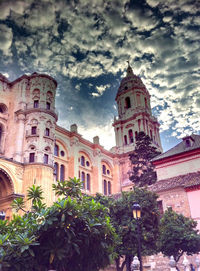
left=0, top=65, right=163, bottom=215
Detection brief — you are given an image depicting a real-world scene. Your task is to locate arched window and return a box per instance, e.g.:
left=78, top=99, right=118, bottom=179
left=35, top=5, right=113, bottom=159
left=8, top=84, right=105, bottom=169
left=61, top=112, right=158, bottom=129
left=108, top=181, right=111, bottom=195
left=44, top=154, right=49, bottom=164
left=102, top=165, right=106, bottom=175
left=81, top=172, right=85, bottom=189
left=128, top=129, right=133, bottom=144
left=54, top=162, right=58, bottom=181
left=81, top=156, right=85, bottom=166
left=124, top=135, right=128, bottom=145
left=86, top=174, right=90, bottom=191
left=125, top=97, right=131, bottom=109
left=29, top=153, right=35, bottom=163
left=60, top=164, right=65, bottom=181
left=135, top=131, right=138, bottom=140
left=54, top=144, right=59, bottom=156
left=103, top=180, right=107, bottom=195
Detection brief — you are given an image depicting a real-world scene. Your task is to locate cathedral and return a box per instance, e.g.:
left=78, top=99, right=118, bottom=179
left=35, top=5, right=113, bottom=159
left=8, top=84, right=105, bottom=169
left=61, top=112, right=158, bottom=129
left=0, top=64, right=163, bottom=218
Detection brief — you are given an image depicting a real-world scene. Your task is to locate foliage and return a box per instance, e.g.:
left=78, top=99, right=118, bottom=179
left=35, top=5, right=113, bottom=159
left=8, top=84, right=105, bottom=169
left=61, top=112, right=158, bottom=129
left=52, top=177, right=82, bottom=199
left=129, top=131, right=161, bottom=187
left=0, top=178, right=116, bottom=271
left=94, top=187, right=160, bottom=271
left=159, top=208, right=200, bottom=264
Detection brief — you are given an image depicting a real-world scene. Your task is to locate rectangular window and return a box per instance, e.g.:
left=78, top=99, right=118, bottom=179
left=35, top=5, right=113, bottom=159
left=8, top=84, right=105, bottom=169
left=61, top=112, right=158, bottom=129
left=46, top=102, right=51, bottom=110
left=29, top=153, right=35, bottom=163
left=45, top=128, right=50, bottom=136
left=31, top=126, right=37, bottom=135
left=44, top=154, right=48, bottom=164
left=34, top=100, right=39, bottom=108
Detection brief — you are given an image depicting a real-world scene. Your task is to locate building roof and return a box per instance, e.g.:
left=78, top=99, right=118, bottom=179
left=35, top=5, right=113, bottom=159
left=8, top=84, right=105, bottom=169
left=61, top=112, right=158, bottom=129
left=149, top=171, right=200, bottom=193
left=153, top=134, right=200, bottom=161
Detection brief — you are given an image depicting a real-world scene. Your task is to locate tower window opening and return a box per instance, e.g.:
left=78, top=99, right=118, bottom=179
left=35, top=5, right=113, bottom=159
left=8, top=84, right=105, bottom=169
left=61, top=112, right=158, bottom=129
left=44, top=154, right=49, bottom=164
left=60, top=164, right=65, bottom=181
left=34, top=100, right=39, bottom=108
left=150, top=129, right=153, bottom=139
left=31, top=126, right=37, bottom=135
left=135, top=131, right=138, bottom=139
left=81, top=156, right=85, bottom=166
left=138, top=119, right=141, bottom=132
left=81, top=172, right=85, bottom=189
left=124, top=135, right=128, bottom=145
left=128, top=129, right=134, bottom=144
left=86, top=174, right=90, bottom=191
left=102, top=165, right=106, bottom=175
left=46, top=102, right=51, bottom=110
left=103, top=180, right=107, bottom=195
left=144, top=97, right=148, bottom=108
left=29, top=153, right=35, bottom=163
left=136, top=94, right=141, bottom=106
left=125, top=97, right=131, bottom=109
left=54, top=144, right=59, bottom=156
left=45, top=128, right=50, bottom=136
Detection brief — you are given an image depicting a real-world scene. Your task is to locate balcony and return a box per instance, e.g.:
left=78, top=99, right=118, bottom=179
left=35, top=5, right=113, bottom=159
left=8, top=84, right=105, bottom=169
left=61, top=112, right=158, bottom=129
left=24, top=103, right=58, bottom=120
left=26, top=130, right=40, bottom=138
left=43, top=131, right=55, bottom=141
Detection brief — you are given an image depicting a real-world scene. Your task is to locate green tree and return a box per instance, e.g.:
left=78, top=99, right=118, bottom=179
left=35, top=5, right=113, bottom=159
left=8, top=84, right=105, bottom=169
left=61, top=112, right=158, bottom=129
left=0, top=178, right=116, bottom=271
left=95, top=187, right=160, bottom=271
left=129, top=131, right=161, bottom=187
left=159, top=208, right=200, bottom=267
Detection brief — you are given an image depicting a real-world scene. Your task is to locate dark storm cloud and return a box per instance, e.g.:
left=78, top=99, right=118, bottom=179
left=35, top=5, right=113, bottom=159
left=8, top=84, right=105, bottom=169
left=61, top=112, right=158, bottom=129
left=0, top=0, right=199, bottom=149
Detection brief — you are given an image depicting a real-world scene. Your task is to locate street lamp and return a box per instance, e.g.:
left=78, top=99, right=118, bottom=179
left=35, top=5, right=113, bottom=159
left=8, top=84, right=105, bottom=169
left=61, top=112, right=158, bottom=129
left=0, top=211, right=5, bottom=221
left=132, top=203, right=143, bottom=271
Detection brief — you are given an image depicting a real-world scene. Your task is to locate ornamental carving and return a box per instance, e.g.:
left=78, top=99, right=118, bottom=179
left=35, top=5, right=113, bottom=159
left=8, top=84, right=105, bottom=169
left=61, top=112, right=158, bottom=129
left=93, top=149, right=101, bottom=157
left=70, top=137, right=79, bottom=146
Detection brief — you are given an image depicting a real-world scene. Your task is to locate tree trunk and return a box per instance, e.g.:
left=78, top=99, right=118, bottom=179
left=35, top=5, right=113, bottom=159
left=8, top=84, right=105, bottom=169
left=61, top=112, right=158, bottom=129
left=115, top=256, right=128, bottom=271
left=125, top=255, right=132, bottom=271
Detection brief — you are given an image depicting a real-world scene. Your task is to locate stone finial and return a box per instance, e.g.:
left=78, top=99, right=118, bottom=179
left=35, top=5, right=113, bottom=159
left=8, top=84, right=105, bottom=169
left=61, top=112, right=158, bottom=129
left=70, top=124, right=78, bottom=133
left=93, top=136, right=99, bottom=145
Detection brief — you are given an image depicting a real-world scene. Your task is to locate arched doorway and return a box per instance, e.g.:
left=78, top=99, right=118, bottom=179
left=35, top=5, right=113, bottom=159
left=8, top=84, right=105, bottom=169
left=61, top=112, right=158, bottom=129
left=0, top=168, right=15, bottom=220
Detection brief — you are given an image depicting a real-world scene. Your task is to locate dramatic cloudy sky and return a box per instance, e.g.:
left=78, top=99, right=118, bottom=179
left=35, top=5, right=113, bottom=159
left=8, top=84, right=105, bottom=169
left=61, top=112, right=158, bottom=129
left=0, top=0, right=199, bottom=151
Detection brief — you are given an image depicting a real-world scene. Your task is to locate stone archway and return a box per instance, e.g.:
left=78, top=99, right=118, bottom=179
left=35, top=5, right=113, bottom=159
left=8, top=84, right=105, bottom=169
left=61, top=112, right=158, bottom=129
left=0, top=168, right=15, bottom=220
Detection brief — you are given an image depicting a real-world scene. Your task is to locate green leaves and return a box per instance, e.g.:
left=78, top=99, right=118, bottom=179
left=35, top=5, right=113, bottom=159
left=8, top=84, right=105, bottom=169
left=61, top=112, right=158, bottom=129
left=52, top=177, right=82, bottom=198
left=11, top=197, right=26, bottom=212
left=2, top=178, right=116, bottom=271
left=158, top=208, right=200, bottom=263
left=129, top=131, right=161, bottom=187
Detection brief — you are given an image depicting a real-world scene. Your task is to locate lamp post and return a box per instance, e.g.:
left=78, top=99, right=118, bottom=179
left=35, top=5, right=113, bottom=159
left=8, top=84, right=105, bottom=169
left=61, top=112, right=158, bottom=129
left=132, top=203, right=143, bottom=271
left=0, top=211, right=5, bottom=221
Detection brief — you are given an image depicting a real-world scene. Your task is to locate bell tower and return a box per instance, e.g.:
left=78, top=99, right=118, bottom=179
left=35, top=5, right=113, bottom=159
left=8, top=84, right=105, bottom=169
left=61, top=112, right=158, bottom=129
left=112, top=63, right=162, bottom=191
left=113, top=63, right=162, bottom=154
